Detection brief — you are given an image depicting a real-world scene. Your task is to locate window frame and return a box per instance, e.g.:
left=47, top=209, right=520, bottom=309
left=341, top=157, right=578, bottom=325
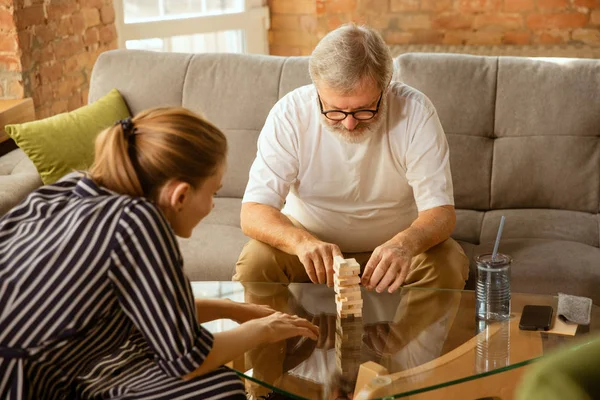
left=113, top=0, right=270, bottom=54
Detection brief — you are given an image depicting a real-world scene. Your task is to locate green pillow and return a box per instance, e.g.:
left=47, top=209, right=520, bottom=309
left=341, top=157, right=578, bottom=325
left=5, top=88, right=130, bottom=184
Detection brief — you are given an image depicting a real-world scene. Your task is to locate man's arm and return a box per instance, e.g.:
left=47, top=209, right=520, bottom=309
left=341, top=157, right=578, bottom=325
left=241, top=202, right=315, bottom=254
left=241, top=202, right=342, bottom=285
left=361, top=205, right=456, bottom=293
left=390, top=204, right=456, bottom=259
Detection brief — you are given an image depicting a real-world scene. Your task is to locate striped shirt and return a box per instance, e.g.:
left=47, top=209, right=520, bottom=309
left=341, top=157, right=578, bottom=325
left=0, top=174, right=245, bottom=399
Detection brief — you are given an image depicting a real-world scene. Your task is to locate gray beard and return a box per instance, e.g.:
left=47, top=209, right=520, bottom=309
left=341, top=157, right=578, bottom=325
left=319, top=103, right=387, bottom=144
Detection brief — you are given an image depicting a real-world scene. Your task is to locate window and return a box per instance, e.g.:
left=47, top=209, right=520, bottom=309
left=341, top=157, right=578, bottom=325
left=113, top=0, right=270, bottom=54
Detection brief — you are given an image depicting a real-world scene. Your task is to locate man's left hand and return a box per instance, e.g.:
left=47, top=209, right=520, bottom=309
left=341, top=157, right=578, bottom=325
left=361, top=242, right=412, bottom=293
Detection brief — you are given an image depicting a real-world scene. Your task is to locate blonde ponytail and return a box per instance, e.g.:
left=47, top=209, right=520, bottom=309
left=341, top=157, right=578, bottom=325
left=89, top=107, right=227, bottom=200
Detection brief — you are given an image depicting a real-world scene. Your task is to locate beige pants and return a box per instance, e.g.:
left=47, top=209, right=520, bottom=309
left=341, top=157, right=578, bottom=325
left=233, top=217, right=469, bottom=290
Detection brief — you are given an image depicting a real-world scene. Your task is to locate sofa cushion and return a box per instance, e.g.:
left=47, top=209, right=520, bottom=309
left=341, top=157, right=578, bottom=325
left=5, top=88, right=130, bottom=184
left=201, top=197, right=242, bottom=227
left=453, top=209, right=484, bottom=244
left=492, top=136, right=600, bottom=213
left=481, top=209, right=599, bottom=248
left=495, top=57, right=600, bottom=138
left=394, top=53, right=497, bottom=138
left=178, top=197, right=245, bottom=280
left=89, top=50, right=192, bottom=114
left=0, top=149, right=42, bottom=216
left=395, top=53, right=498, bottom=212
left=182, top=54, right=285, bottom=198
left=178, top=224, right=249, bottom=281
left=217, top=128, right=261, bottom=198
left=278, top=56, right=311, bottom=98
left=447, top=135, right=493, bottom=210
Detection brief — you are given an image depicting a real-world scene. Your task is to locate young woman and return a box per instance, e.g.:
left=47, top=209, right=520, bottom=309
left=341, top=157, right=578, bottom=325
left=0, top=108, right=318, bottom=399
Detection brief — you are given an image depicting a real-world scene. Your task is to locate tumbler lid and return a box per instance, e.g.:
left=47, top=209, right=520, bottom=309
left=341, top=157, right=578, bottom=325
left=475, top=253, right=512, bottom=268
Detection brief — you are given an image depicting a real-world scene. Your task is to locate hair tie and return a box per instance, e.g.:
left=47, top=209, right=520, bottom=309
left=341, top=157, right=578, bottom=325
left=116, top=117, right=136, bottom=138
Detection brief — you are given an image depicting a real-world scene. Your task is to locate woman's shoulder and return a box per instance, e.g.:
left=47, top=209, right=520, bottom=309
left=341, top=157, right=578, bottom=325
left=68, top=174, right=167, bottom=229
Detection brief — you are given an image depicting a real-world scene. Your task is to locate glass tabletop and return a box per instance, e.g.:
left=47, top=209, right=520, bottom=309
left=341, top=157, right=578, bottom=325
left=191, top=282, right=599, bottom=399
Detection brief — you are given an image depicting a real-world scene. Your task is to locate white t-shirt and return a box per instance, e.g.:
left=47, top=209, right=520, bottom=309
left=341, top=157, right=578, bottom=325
left=243, top=82, right=453, bottom=252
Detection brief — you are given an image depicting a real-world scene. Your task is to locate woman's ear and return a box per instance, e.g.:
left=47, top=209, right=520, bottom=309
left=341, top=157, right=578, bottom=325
left=169, top=181, right=191, bottom=212
left=156, top=180, right=191, bottom=213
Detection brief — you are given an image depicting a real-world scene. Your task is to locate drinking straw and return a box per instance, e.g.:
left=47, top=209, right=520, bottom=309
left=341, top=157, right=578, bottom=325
left=491, top=216, right=506, bottom=261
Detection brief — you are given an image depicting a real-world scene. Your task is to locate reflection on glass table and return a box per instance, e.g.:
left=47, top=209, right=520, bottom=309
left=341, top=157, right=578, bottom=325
left=191, top=282, right=599, bottom=400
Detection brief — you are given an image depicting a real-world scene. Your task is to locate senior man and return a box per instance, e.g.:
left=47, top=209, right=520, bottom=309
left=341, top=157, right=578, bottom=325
left=233, top=24, right=468, bottom=293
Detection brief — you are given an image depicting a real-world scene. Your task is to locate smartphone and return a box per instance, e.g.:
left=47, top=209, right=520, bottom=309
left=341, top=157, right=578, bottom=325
left=519, top=305, right=553, bottom=331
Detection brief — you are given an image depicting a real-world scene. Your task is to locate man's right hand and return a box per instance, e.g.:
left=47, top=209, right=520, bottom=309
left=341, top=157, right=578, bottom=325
left=294, top=239, right=343, bottom=286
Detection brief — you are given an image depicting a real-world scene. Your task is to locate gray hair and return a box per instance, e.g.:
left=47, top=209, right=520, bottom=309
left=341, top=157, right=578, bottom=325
left=309, top=24, right=393, bottom=94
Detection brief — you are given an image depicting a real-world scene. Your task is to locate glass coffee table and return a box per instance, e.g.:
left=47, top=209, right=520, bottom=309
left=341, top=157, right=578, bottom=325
left=192, top=282, right=599, bottom=399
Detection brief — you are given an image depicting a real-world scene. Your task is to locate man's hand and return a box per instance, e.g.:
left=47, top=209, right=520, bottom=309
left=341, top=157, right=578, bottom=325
left=361, top=241, right=412, bottom=293
left=363, top=323, right=404, bottom=357
left=295, top=239, right=343, bottom=286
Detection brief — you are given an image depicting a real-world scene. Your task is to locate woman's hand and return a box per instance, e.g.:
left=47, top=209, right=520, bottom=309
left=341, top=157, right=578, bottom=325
left=230, top=302, right=277, bottom=324
left=248, top=312, right=319, bottom=343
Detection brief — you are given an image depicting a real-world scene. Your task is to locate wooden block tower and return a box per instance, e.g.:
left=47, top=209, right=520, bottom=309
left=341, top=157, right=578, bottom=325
left=333, top=255, right=363, bottom=318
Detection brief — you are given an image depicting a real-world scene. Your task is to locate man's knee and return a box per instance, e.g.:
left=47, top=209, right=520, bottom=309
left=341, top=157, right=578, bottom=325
left=407, top=238, right=469, bottom=290
left=233, top=239, right=283, bottom=283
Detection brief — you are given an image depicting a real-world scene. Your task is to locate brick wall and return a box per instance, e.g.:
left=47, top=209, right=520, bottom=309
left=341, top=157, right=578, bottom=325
left=0, top=0, right=118, bottom=118
left=0, top=0, right=22, bottom=99
left=268, top=0, right=600, bottom=56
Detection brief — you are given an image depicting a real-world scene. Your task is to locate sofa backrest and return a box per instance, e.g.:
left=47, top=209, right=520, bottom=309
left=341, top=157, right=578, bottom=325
left=90, top=50, right=600, bottom=247
left=394, top=54, right=600, bottom=247
left=89, top=51, right=311, bottom=199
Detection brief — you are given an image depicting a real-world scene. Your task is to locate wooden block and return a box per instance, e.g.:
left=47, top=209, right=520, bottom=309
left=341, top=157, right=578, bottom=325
left=337, top=316, right=362, bottom=328
left=354, top=362, right=390, bottom=399
left=337, top=291, right=362, bottom=301
left=336, top=318, right=362, bottom=333
left=336, top=332, right=362, bottom=346
left=336, top=342, right=361, bottom=355
left=335, top=274, right=360, bottom=284
left=336, top=299, right=362, bottom=309
left=344, top=303, right=363, bottom=310
left=336, top=331, right=360, bottom=342
left=334, top=261, right=359, bottom=272
left=345, top=258, right=360, bottom=268
left=338, top=309, right=363, bottom=318
left=335, top=285, right=361, bottom=294
left=333, top=255, right=347, bottom=269
left=334, top=265, right=360, bottom=277
left=334, top=275, right=360, bottom=286
left=335, top=294, right=363, bottom=304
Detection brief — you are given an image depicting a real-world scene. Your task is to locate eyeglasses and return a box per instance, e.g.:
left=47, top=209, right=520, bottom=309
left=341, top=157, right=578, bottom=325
left=318, top=91, right=383, bottom=121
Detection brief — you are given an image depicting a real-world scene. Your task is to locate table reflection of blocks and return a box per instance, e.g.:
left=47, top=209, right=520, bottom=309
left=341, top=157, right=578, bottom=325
left=335, top=316, right=363, bottom=375
left=334, top=256, right=363, bottom=318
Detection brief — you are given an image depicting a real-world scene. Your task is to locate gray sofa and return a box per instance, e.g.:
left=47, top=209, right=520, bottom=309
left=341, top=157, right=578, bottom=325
left=1, top=50, right=599, bottom=303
